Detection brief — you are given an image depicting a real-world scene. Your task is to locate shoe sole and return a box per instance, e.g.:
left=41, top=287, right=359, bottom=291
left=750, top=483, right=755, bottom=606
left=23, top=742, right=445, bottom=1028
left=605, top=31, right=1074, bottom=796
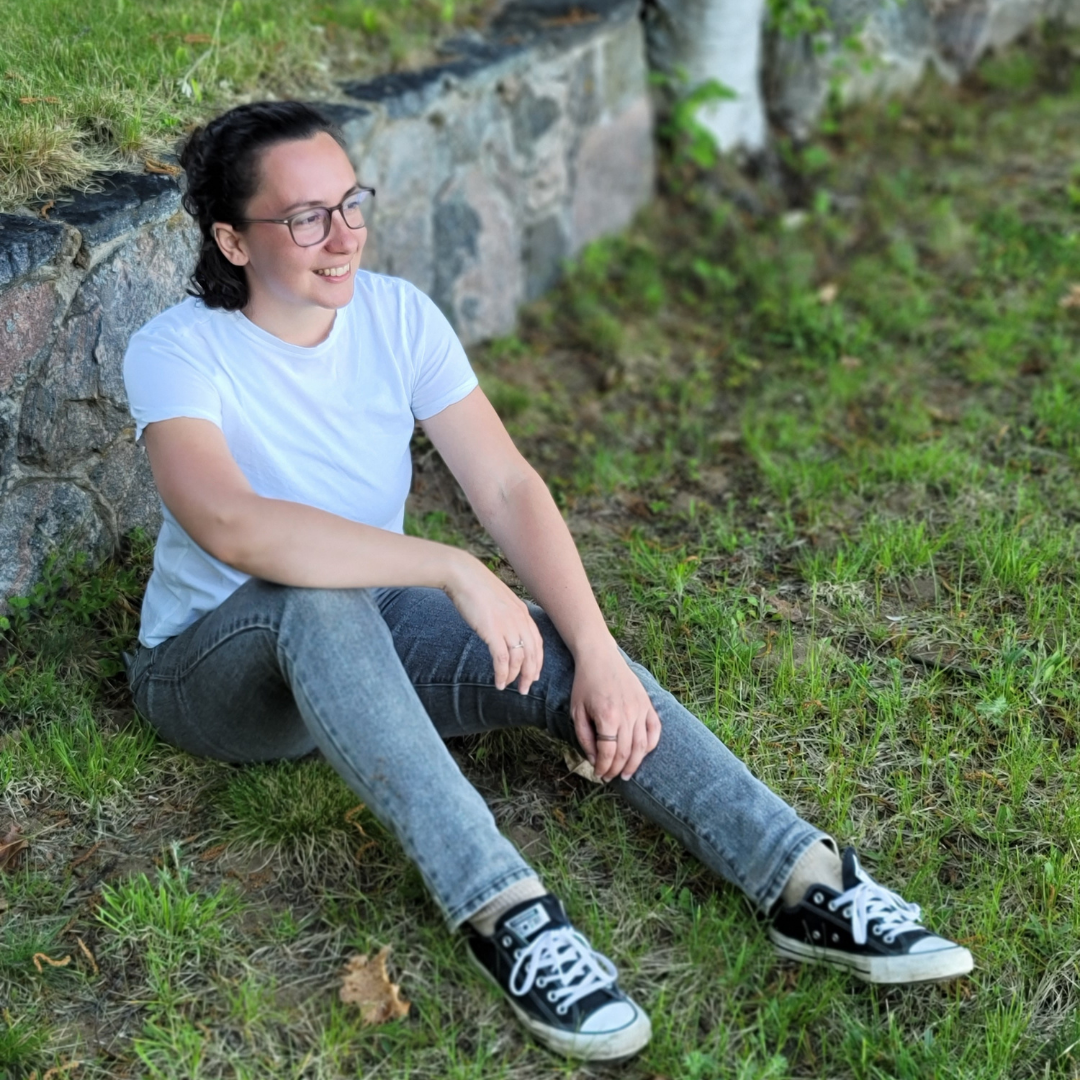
left=466, top=949, right=652, bottom=1061
left=769, top=928, right=974, bottom=984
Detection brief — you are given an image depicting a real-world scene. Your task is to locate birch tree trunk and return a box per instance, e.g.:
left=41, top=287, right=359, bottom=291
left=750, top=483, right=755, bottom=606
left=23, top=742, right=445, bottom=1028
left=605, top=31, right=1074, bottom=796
left=644, top=0, right=769, bottom=154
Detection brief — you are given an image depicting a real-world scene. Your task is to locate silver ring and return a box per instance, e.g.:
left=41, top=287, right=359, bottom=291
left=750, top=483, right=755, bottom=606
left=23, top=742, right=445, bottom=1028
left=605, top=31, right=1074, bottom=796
left=510, top=640, right=525, bottom=649
left=595, top=734, right=618, bottom=742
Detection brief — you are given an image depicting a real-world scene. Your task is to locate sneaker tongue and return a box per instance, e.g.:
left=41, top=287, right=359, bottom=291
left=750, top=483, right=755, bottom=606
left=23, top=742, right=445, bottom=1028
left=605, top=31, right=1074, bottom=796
left=497, top=894, right=568, bottom=947
left=841, top=847, right=872, bottom=891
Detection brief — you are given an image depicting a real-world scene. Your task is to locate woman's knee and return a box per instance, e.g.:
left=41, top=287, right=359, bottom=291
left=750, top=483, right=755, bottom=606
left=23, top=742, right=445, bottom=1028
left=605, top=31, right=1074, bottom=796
left=276, top=583, right=382, bottom=626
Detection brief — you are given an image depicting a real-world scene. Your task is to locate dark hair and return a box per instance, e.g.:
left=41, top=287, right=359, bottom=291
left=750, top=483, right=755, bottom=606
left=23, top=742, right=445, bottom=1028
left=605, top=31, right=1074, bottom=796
left=178, top=101, right=347, bottom=311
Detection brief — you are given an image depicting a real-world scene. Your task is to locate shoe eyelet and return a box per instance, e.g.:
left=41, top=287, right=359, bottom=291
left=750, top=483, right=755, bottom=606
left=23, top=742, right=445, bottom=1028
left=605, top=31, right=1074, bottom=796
left=547, top=991, right=558, bottom=1002
left=514, top=949, right=522, bottom=959
left=826, top=899, right=836, bottom=911
left=812, top=930, right=821, bottom=940
left=536, top=977, right=547, bottom=987
left=556, top=1005, right=568, bottom=1015
left=832, top=934, right=839, bottom=942
left=884, top=934, right=896, bottom=945
left=814, top=892, right=825, bottom=905
left=502, top=937, right=512, bottom=947
left=872, top=925, right=882, bottom=937
left=843, top=907, right=852, bottom=919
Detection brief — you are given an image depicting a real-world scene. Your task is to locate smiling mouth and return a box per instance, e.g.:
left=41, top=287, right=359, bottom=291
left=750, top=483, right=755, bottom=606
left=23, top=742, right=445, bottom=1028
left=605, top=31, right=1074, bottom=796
left=315, top=264, right=351, bottom=278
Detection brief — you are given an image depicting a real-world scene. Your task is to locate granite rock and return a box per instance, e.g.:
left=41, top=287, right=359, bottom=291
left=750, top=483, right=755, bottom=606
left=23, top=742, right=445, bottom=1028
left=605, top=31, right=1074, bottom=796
left=0, top=214, right=65, bottom=288
left=0, top=280, right=62, bottom=393
left=17, top=217, right=197, bottom=470
left=47, top=173, right=182, bottom=260
left=0, top=480, right=106, bottom=599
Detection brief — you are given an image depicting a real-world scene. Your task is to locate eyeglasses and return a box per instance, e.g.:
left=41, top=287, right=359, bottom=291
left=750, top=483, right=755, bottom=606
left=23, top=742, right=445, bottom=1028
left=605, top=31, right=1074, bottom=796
left=237, top=186, right=375, bottom=247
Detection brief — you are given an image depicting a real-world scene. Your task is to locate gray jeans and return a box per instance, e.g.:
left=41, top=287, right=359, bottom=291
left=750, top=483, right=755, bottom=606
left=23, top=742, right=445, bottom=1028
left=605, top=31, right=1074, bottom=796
left=127, top=579, right=825, bottom=928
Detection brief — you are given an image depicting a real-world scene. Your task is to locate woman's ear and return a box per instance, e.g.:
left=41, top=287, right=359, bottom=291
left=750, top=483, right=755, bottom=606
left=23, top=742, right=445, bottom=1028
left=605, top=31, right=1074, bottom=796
left=213, top=223, right=249, bottom=267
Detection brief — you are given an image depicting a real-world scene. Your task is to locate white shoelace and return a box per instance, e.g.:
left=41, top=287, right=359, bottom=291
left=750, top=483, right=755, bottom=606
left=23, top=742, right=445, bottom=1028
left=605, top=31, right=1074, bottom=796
left=827, top=879, right=924, bottom=946
left=508, top=928, right=619, bottom=1015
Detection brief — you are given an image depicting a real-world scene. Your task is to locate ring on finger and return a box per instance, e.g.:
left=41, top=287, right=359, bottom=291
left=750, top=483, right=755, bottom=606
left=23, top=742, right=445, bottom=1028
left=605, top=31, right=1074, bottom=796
left=509, top=640, right=525, bottom=649
left=595, top=734, right=618, bottom=742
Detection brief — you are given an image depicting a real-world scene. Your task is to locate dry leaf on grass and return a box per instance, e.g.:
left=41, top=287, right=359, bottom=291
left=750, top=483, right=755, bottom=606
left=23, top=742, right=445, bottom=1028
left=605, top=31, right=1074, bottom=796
left=763, top=593, right=804, bottom=622
left=339, top=946, right=410, bottom=1024
left=0, top=825, right=28, bottom=871
left=144, top=158, right=182, bottom=176
left=817, top=282, right=839, bottom=304
left=1059, top=284, right=1080, bottom=309
left=563, top=747, right=604, bottom=784
left=18, top=96, right=59, bottom=104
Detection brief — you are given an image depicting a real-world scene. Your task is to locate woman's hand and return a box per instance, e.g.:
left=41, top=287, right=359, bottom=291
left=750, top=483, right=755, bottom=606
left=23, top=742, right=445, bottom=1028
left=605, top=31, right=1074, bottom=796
left=570, top=642, right=661, bottom=782
left=442, top=551, right=544, bottom=694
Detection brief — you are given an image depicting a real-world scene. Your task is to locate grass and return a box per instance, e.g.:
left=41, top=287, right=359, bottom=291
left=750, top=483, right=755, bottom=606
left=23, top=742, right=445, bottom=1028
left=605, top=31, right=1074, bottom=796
left=0, top=0, right=501, bottom=210
left=3, top=28, right=1080, bottom=1080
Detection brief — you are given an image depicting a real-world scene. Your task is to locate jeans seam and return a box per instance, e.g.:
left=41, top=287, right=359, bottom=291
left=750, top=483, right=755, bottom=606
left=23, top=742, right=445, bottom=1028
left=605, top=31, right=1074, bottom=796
left=622, top=773, right=749, bottom=890
left=148, top=618, right=282, bottom=683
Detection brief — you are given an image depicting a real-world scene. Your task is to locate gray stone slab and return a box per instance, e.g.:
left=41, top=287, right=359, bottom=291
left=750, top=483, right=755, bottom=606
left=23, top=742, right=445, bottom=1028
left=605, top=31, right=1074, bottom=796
left=47, top=172, right=181, bottom=252
left=342, top=39, right=525, bottom=118
left=17, top=218, right=196, bottom=470
left=0, top=480, right=106, bottom=600
left=0, top=279, right=62, bottom=392
left=0, top=215, right=65, bottom=288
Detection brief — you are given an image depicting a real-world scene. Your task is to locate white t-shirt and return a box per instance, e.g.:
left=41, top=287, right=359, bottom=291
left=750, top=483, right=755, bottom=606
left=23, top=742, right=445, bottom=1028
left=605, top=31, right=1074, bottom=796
left=123, top=270, right=478, bottom=647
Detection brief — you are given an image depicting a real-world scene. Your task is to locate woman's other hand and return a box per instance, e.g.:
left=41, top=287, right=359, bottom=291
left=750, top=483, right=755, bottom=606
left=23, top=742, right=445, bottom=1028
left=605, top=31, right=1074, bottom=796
left=443, top=552, right=544, bottom=695
left=570, top=643, right=661, bottom=782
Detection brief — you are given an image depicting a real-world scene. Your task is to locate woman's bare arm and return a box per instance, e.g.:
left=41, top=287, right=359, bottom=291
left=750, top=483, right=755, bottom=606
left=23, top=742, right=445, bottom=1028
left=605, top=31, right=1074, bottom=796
left=422, top=387, right=661, bottom=780
left=141, top=416, right=544, bottom=691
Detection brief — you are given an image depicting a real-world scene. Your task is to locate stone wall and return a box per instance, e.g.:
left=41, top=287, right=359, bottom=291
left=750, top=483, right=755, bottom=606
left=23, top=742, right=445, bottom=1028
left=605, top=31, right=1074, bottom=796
left=767, top=0, right=1080, bottom=139
left=0, top=0, right=653, bottom=600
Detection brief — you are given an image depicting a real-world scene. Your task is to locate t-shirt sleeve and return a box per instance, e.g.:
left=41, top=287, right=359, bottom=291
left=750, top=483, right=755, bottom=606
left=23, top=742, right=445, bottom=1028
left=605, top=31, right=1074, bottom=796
left=406, top=286, right=479, bottom=420
left=123, top=329, right=223, bottom=441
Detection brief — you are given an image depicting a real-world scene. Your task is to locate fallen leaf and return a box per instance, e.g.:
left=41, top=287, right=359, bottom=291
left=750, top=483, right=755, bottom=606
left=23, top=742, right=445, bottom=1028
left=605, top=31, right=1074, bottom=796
left=0, top=825, right=28, bottom=871
left=817, top=282, right=838, bottom=305
left=38, top=200, right=54, bottom=220
left=182, top=33, right=214, bottom=44
left=763, top=593, right=804, bottom=622
left=18, top=96, right=60, bottom=104
left=197, top=842, right=227, bottom=862
left=339, top=946, right=410, bottom=1024
left=1059, top=284, right=1080, bottom=309
left=563, top=747, right=604, bottom=784
left=839, top=355, right=862, bottom=370
left=32, top=952, right=71, bottom=974
left=144, top=157, right=182, bottom=176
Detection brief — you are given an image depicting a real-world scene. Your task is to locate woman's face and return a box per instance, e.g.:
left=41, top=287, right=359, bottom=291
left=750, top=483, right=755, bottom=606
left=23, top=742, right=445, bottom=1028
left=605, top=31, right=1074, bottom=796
left=214, top=131, right=367, bottom=323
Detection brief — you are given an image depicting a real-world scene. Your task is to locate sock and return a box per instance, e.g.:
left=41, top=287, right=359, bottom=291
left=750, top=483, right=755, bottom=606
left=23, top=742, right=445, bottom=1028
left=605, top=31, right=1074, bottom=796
left=781, top=839, right=842, bottom=907
left=468, top=877, right=549, bottom=938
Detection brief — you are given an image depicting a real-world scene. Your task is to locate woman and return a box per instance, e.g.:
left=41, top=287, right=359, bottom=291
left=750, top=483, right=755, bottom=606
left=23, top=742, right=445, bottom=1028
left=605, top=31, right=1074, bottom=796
left=123, top=101, right=972, bottom=1063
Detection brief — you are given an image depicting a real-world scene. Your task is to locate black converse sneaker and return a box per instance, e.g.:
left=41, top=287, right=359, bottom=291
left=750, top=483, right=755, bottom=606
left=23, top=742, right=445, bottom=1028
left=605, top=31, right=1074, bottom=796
left=769, top=847, right=974, bottom=984
left=464, top=894, right=652, bottom=1061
